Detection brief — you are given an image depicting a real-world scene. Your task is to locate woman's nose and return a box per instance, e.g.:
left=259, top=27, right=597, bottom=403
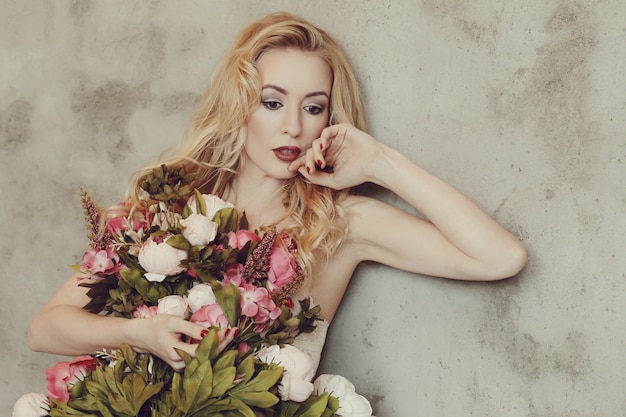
left=281, top=106, right=302, bottom=138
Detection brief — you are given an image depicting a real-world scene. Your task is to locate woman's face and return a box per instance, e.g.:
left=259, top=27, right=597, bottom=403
left=243, top=48, right=332, bottom=180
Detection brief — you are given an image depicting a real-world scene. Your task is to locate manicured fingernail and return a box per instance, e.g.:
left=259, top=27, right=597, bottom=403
left=320, top=143, right=324, bottom=150
left=225, top=328, right=231, bottom=336
left=317, top=160, right=323, bottom=167
left=233, top=328, right=240, bottom=337
left=200, top=329, right=209, bottom=338
left=306, top=167, right=311, bottom=174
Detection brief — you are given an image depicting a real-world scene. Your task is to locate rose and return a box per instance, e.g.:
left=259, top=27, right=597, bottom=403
left=187, top=283, right=217, bottom=312
left=157, top=295, right=189, bottom=318
left=255, top=344, right=315, bottom=402
left=187, top=193, right=235, bottom=219
left=190, top=303, right=229, bottom=328
left=133, top=304, right=158, bottom=318
left=313, top=374, right=373, bottom=417
left=138, top=236, right=188, bottom=281
left=267, top=235, right=297, bottom=292
left=12, top=393, right=49, bottom=417
left=45, top=356, right=99, bottom=403
left=181, top=214, right=218, bottom=246
left=227, top=229, right=261, bottom=249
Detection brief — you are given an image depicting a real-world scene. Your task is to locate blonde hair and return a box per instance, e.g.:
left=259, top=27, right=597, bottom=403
left=119, top=12, right=367, bottom=274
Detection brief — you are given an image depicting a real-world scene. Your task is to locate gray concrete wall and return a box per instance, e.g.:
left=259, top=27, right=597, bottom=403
left=2, top=1, right=625, bottom=415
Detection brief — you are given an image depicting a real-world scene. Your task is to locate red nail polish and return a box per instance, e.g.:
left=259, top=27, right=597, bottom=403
left=320, top=143, right=323, bottom=150
left=317, top=160, right=323, bottom=167
left=225, top=328, right=231, bottom=336
left=200, top=329, right=209, bottom=338
left=306, top=167, right=311, bottom=174
left=233, top=328, right=240, bottom=337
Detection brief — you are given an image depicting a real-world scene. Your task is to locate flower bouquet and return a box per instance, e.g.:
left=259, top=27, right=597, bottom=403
left=14, top=165, right=373, bottom=417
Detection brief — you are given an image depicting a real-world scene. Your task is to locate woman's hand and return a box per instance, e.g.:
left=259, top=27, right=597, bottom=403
left=288, top=123, right=384, bottom=190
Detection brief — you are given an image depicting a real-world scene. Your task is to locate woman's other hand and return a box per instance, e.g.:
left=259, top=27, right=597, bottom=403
left=288, top=123, right=384, bottom=190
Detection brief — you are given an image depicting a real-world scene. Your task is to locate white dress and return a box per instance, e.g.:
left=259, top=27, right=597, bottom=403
left=292, top=319, right=329, bottom=372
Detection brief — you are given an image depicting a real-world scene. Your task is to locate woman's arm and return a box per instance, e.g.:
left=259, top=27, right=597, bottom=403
left=28, top=274, right=206, bottom=370
left=289, top=123, right=527, bottom=280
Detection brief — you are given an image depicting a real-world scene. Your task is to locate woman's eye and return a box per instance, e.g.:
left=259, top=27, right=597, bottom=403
left=304, top=105, right=324, bottom=115
left=262, top=100, right=282, bottom=110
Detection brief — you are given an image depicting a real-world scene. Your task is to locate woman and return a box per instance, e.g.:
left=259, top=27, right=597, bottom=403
left=28, top=12, right=526, bottom=374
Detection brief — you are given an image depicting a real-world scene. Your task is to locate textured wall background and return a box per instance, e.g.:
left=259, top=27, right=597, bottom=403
left=2, top=1, right=625, bottom=416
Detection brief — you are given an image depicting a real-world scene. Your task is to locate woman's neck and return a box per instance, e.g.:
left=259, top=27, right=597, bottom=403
left=223, top=173, right=289, bottom=231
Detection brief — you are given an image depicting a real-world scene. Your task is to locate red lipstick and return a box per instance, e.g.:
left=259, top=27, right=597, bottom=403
left=273, top=146, right=301, bottom=162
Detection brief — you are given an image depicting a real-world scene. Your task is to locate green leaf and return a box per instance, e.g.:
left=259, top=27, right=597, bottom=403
left=235, top=354, right=255, bottom=386
left=213, top=207, right=239, bottom=233
left=214, top=349, right=238, bottom=372
left=229, top=367, right=283, bottom=394
left=212, top=366, right=237, bottom=397
left=194, top=189, right=207, bottom=215
left=167, top=234, right=191, bottom=251
left=294, top=393, right=330, bottom=417
left=229, top=390, right=280, bottom=408
left=212, top=282, right=241, bottom=328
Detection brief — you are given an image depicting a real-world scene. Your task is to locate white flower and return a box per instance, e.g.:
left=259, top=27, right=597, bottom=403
left=187, top=283, right=217, bottom=312
left=157, top=295, right=189, bottom=318
left=314, top=374, right=373, bottom=417
left=187, top=194, right=235, bottom=219
left=12, top=393, right=49, bottom=417
left=181, top=214, right=218, bottom=246
left=255, top=344, right=315, bottom=402
left=138, top=237, right=187, bottom=280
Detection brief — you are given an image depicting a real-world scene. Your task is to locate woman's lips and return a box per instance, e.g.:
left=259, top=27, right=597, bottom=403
left=273, top=146, right=301, bottom=162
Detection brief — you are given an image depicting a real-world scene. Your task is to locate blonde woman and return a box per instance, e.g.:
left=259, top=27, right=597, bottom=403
left=28, top=12, right=526, bottom=376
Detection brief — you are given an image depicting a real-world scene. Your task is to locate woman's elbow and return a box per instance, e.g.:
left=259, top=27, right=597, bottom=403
left=488, top=243, right=528, bottom=281
left=27, top=314, right=48, bottom=352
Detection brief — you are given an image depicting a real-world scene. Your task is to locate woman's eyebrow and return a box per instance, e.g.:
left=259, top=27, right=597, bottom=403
left=262, top=84, right=329, bottom=99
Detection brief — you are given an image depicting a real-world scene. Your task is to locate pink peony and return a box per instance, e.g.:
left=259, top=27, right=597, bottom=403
left=267, top=235, right=297, bottom=292
left=227, top=229, right=261, bottom=249
left=132, top=304, right=158, bottom=318
left=45, top=356, right=99, bottom=403
left=190, top=303, right=229, bottom=329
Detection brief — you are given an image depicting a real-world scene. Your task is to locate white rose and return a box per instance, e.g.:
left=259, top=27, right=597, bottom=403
left=157, top=295, right=189, bottom=318
left=138, top=237, right=188, bottom=281
left=314, top=374, right=372, bottom=417
left=187, top=194, right=235, bottom=219
left=187, top=283, right=217, bottom=312
left=181, top=214, right=218, bottom=246
left=12, top=393, right=49, bottom=417
left=255, top=344, right=315, bottom=402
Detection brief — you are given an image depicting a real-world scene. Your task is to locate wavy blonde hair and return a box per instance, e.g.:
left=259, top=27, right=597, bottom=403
left=118, top=12, right=366, bottom=274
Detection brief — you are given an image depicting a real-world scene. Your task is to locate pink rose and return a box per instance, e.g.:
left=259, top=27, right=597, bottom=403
left=45, top=356, right=99, bottom=403
left=267, top=235, right=297, bottom=292
left=227, top=230, right=261, bottom=249
left=132, top=304, right=158, bottom=318
left=190, top=303, right=229, bottom=328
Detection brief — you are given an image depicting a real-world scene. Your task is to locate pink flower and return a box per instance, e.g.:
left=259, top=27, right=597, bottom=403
left=132, top=304, right=158, bottom=318
left=221, top=263, right=244, bottom=287
left=45, top=356, right=99, bottom=403
left=81, top=248, right=118, bottom=275
left=239, top=283, right=270, bottom=318
left=228, top=230, right=261, bottom=249
left=267, top=235, right=297, bottom=292
left=190, top=303, right=228, bottom=329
